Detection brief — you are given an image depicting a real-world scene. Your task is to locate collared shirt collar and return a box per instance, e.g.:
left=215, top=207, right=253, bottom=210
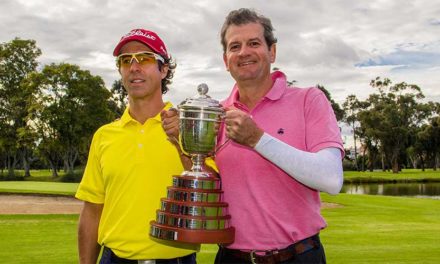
left=120, top=101, right=173, bottom=126
left=265, top=71, right=287, bottom=101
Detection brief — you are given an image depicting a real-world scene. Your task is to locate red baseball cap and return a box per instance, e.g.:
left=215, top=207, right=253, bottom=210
left=113, top=29, right=169, bottom=59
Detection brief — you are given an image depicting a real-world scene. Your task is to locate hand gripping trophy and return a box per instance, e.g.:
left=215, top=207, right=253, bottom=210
left=150, top=84, right=235, bottom=244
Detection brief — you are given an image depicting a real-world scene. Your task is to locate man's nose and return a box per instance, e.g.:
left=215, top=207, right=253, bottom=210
left=238, top=45, right=251, bottom=57
left=129, top=58, right=142, bottom=71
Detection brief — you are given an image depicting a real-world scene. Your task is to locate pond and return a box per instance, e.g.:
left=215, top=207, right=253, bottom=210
left=341, top=182, right=440, bottom=199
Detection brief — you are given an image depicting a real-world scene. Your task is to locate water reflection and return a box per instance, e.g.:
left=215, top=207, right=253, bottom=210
left=341, top=182, right=440, bottom=199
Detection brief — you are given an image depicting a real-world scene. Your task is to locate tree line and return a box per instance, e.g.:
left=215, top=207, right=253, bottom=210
left=1, top=38, right=439, bottom=180
left=342, top=78, right=440, bottom=173
left=0, top=38, right=126, bottom=180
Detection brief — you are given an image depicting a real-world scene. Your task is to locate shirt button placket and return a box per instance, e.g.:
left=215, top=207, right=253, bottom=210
left=136, top=128, right=145, bottom=163
left=138, top=129, right=144, bottom=148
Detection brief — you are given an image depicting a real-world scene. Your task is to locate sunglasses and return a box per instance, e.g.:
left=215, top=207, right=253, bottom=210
left=116, top=51, right=165, bottom=67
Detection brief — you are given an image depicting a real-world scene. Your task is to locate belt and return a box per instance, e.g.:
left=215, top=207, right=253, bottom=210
left=222, top=234, right=320, bottom=264
left=101, top=247, right=194, bottom=264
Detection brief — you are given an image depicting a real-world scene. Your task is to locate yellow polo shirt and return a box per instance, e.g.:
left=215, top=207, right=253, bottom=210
left=76, top=102, right=199, bottom=259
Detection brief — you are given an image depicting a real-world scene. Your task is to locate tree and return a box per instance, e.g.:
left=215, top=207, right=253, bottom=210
left=343, top=94, right=361, bottom=170
left=357, top=77, right=426, bottom=173
left=406, top=102, right=439, bottom=170
left=23, top=71, right=62, bottom=177
left=0, top=38, right=41, bottom=177
left=109, top=79, right=127, bottom=116
left=26, top=63, right=115, bottom=176
left=418, top=115, right=440, bottom=170
left=317, top=85, right=344, bottom=121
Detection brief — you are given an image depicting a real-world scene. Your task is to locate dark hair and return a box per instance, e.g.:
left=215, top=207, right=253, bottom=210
left=220, top=8, right=277, bottom=53
left=159, top=56, right=176, bottom=94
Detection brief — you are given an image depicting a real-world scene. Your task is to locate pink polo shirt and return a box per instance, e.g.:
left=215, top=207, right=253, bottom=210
left=216, top=71, right=344, bottom=250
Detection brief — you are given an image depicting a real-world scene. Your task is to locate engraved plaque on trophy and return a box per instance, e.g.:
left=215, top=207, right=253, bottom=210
left=150, top=84, right=235, bottom=244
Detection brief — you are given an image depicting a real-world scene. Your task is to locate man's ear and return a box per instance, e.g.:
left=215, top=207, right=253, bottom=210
left=269, top=44, right=276, bottom=63
left=161, top=64, right=169, bottom=79
left=223, top=53, right=230, bottom=72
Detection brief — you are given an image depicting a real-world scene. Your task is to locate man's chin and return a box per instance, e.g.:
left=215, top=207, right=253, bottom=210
left=234, top=73, right=258, bottom=82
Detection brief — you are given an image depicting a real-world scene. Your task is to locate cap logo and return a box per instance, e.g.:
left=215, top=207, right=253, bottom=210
left=123, top=29, right=156, bottom=41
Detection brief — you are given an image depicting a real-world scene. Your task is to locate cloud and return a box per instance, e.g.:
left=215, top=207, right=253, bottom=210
left=356, top=50, right=440, bottom=69
left=428, top=18, right=440, bottom=26
left=2, top=0, right=440, bottom=106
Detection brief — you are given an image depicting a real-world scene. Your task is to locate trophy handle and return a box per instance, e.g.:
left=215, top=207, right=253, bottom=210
left=212, top=112, right=230, bottom=156
left=177, top=134, right=191, bottom=157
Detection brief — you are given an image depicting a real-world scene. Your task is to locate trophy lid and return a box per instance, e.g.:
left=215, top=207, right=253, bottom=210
left=178, top=83, right=223, bottom=111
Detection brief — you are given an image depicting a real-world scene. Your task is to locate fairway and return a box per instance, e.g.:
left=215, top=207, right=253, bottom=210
left=0, top=214, right=78, bottom=263
left=0, top=181, right=78, bottom=196
left=0, top=193, right=439, bottom=263
left=321, top=193, right=440, bottom=263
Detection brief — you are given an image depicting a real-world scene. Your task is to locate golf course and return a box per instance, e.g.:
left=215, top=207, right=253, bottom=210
left=0, top=170, right=439, bottom=263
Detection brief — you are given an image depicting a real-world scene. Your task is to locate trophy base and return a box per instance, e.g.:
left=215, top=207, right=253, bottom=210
left=150, top=221, right=235, bottom=244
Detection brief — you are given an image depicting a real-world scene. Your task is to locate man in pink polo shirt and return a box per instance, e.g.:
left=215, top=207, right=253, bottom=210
left=214, top=8, right=345, bottom=264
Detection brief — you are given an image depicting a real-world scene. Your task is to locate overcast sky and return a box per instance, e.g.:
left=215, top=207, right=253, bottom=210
left=2, top=0, right=440, bottom=144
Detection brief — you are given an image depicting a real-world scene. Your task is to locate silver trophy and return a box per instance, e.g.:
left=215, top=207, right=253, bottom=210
left=150, top=84, right=235, bottom=244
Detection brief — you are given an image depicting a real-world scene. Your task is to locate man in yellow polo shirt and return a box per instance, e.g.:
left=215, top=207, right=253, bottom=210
left=76, top=29, right=200, bottom=264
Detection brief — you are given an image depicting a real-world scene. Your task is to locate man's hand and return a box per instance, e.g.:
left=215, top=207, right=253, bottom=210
left=161, top=108, right=180, bottom=146
left=224, top=107, right=264, bottom=148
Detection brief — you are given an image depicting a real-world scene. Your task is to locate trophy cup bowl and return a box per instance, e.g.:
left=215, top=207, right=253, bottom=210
left=180, top=109, right=219, bottom=154
left=150, top=83, right=235, bottom=244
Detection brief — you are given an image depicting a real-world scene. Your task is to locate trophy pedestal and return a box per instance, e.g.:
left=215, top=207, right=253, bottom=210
left=150, top=175, right=235, bottom=244
left=150, top=222, right=235, bottom=244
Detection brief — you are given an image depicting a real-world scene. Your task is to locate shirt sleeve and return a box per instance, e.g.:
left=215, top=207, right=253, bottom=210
left=304, top=88, right=344, bottom=156
left=75, top=130, right=105, bottom=204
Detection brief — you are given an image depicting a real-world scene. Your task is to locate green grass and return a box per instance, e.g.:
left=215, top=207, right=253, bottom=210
left=197, top=194, right=440, bottom=264
left=0, top=181, right=78, bottom=196
left=344, top=168, right=440, bottom=183
left=321, top=193, right=440, bottom=264
left=0, top=169, right=84, bottom=182
left=23, top=169, right=67, bottom=179
left=1, top=170, right=439, bottom=263
left=0, top=214, right=79, bottom=263
left=0, top=194, right=438, bottom=263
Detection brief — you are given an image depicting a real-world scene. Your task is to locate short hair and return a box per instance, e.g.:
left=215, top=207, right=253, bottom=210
left=220, top=8, right=277, bottom=53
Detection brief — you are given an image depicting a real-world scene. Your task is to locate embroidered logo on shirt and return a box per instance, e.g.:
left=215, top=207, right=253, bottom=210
left=277, top=128, right=284, bottom=135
